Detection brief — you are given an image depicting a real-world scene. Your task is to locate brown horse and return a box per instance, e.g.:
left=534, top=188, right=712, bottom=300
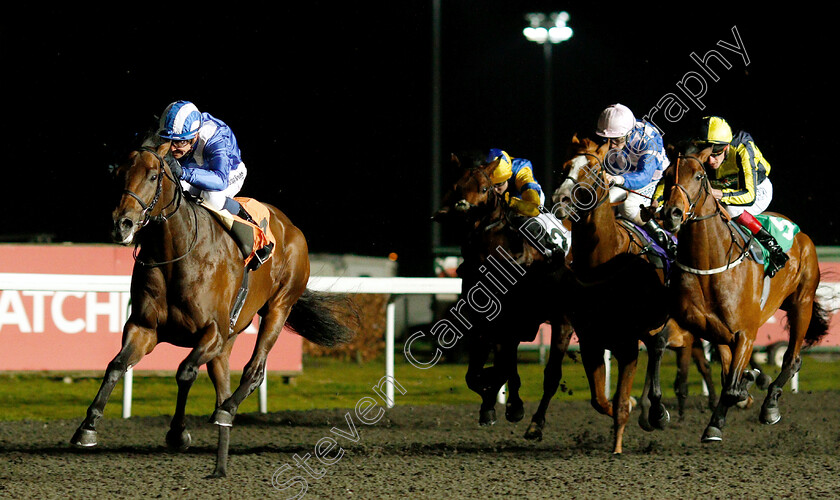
left=70, top=141, right=356, bottom=477
left=659, top=143, right=830, bottom=442
left=551, top=136, right=711, bottom=453
left=433, top=153, right=575, bottom=437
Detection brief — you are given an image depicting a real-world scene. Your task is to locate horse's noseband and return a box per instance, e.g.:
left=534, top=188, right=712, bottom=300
left=122, top=147, right=180, bottom=228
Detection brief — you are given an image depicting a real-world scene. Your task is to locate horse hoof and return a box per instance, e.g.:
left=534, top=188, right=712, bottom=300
left=760, top=407, right=781, bottom=425
left=479, top=409, right=497, bottom=427
left=638, top=413, right=655, bottom=432
left=650, top=405, right=670, bottom=430
left=70, top=427, right=98, bottom=448
left=166, top=429, right=192, bottom=451
left=523, top=421, right=544, bottom=441
left=505, top=404, right=525, bottom=423
left=211, top=409, right=234, bottom=427
left=701, top=426, right=722, bottom=443
left=205, top=469, right=227, bottom=479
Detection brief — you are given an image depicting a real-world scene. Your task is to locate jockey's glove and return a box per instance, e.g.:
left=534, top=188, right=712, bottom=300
left=170, top=159, right=184, bottom=179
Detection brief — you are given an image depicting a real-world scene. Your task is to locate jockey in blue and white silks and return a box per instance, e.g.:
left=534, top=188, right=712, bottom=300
left=596, top=103, right=675, bottom=256
left=158, top=100, right=248, bottom=218
left=157, top=100, right=272, bottom=270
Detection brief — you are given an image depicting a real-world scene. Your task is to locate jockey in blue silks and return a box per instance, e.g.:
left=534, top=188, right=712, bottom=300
left=596, top=103, right=676, bottom=257
left=158, top=100, right=272, bottom=270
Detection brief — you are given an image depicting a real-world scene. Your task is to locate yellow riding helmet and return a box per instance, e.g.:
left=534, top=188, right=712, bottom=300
left=489, top=150, right=513, bottom=184
left=700, top=116, right=733, bottom=145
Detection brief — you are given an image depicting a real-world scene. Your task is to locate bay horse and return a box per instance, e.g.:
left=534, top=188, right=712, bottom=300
left=70, top=140, right=356, bottom=477
left=659, top=143, right=830, bottom=442
left=551, top=135, right=709, bottom=453
left=432, top=153, right=576, bottom=438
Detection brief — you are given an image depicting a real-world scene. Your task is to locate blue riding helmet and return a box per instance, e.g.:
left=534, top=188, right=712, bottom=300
left=159, top=100, right=203, bottom=140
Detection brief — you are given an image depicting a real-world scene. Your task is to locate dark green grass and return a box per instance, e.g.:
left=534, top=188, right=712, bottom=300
left=2, top=350, right=838, bottom=422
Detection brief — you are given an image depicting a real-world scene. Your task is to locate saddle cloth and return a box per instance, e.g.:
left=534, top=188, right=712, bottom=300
left=617, top=219, right=674, bottom=274
left=733, top=214, right=799, bottom=272
left=200, top=197, right=277, bottom=266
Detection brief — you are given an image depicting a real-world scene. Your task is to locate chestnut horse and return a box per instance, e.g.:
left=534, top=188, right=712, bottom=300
left=433, top=153, right=575, bottom=437
left=70, top=141, right=356, bottom=477
left=551, top=136, right=709, bottom=453
left=659, top=144, right=830, bottom=442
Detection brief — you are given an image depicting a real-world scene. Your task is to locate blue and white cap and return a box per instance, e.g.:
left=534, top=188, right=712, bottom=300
left=159, top=100, right=202, bottom=140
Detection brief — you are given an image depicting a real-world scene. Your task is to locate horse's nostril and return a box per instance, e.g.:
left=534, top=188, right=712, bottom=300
left=119, top=218, right=134, bottom=231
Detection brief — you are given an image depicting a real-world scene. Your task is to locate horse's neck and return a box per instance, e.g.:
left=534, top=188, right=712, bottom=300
left=571, top=196, right=626, bottom=270
left=138, top=192, right=199, bottom=265
left=678, top=208, right=735, bottom=269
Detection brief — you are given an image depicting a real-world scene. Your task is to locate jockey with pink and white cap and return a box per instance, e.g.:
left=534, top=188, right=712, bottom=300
left=596, top=103, right=676, bottom=257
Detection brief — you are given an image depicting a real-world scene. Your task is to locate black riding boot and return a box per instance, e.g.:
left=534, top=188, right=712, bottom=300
left=642, top=219, right=677, bottom=259
left=752, top=227, right=789, bottom=278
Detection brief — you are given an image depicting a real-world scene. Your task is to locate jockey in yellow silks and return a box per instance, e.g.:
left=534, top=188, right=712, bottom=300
left=698, top=116, right=789, bottom=277
left=487, top=149, right=544, bottom=217
left=486, top=149, right=569, bottom=259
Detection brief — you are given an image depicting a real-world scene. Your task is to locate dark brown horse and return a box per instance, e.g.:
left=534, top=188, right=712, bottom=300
left=71, top=141, right=356, bottom=477
left=433, top=154, right=575, bottom=437
left=659, top=144, right=830, bottom=442
left=551, top=136, right=705, bottom=453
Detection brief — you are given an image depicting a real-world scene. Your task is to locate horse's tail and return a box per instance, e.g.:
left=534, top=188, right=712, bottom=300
left=285, top=289, right=359, bottom=347
left=803, top=297, right=832, bottom=348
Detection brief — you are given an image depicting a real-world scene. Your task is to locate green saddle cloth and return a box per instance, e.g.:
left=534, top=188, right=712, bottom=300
left=754, top=214, right=799, bottom=270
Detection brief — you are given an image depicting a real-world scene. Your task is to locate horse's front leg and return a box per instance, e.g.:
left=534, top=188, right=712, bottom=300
left=497, top=340, right=525, bottom=423
left=71, top=322, right=156, bottom=447
left=639, top=325, right=670, bottom=431
left=580, top=340, right=612, bottom=417
left=464, top=333, right=498, bottom=426
left=167, top=322, right=226, bottom=452
left=703, top=341, right=737, bottom=442
left=525, top=321, right=573, bottom=441
left=611, top=349, right=639, bottom=455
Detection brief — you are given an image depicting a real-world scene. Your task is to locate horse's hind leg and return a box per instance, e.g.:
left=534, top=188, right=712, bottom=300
left=525, top=322, right=573, bottom=441
left=71, top=323, right=156, bottom=447
left=673, top=346, right=690, bottom=419
left=761, top=296, right=811, bottom=425
left=167, top=323, right=227, bottom=451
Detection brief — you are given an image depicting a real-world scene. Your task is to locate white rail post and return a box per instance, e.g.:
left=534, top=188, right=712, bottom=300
left=604, top=350, right=611, bottom=398
left=385, top=299, right=396, bottom=407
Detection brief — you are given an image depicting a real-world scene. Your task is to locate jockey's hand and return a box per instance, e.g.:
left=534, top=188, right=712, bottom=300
left=606, top=174, right=624, bottom=186
left=169, top=160, right=184, bottom=179
left=711, top=188, right=723, bottom=200
left=639, top=204, right=656, bottom=223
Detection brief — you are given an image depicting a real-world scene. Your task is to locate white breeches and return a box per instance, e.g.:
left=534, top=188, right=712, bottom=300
left=722, top=177, right=773, bottom=218
left=182, top=164, right=247, bottom=212
left=609, top=179, right=658, bottom=224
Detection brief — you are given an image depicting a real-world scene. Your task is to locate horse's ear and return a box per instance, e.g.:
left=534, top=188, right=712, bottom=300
left=571, top=133, right=581, bottom=145
left=156, top=141, right=170, bottom=157
left=450, top=153, right=461, bottom=168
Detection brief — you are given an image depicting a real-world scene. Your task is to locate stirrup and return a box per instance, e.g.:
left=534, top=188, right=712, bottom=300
left=248, top=242, right=274, bottom=271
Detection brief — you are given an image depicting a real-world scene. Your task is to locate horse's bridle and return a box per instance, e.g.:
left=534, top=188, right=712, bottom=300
left=123, top=147, right=183, bottom=228
left=556, top=150, right=613, bottom=216
left=669, top=154, right=751, bottom=274
left=668, top=154, right=725, bottom=224
left=124, top=147, right=198, bottom=267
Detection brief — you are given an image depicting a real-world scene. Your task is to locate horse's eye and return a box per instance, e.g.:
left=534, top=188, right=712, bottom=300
left=695, top=173, right=704, bottom=181
left=150, top=174, right=158, bottom=182
left=481, top=186, right=488, bottom=193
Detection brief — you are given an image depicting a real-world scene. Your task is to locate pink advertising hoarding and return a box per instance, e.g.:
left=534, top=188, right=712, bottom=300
left=0, top=245, right=302, bottom=373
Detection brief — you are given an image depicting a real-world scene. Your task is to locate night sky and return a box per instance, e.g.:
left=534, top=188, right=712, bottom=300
left=2, top=4, right=835, bottom=276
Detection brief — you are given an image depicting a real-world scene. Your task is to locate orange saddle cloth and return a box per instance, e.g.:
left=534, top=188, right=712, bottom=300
left=233, top=197, right=277, bottom=265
